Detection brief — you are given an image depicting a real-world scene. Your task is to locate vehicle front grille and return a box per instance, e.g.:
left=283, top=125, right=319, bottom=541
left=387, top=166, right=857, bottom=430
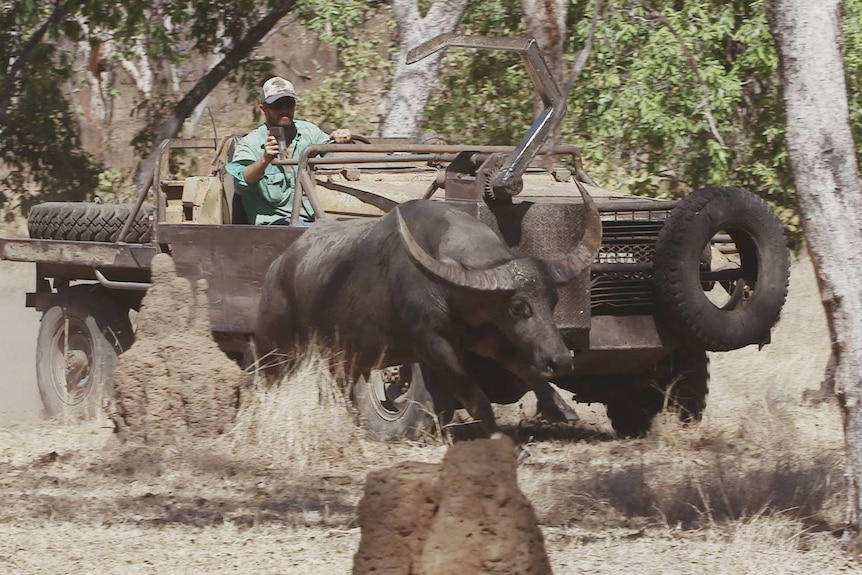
left=591, top=205, right=673, bottom=315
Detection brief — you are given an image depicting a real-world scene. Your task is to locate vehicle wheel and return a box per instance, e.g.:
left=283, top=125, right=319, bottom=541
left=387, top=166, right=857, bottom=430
left=352, top=363, right=439, bottom=441
left=606, top=347, right=709, bottom=438
left=28, top=202, right=155, bottom=243
left=653, top=186, right=790, bottom=351
left=664, top=347, right=709, bottom=424
left=36, top=286, right=134, bottom=419
left=605, top=383, right=664, bottom=439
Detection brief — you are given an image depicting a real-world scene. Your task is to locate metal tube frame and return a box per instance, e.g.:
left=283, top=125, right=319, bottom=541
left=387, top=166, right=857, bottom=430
left=407, top=34, right=567, bottom=198
left=290, top=143, right=587, bottom=225
left=118, top=138, right=217, bottom=243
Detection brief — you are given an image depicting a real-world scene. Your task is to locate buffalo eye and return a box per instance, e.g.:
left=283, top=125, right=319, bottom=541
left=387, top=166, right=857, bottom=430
left=510, top=298, right=533, bottom=319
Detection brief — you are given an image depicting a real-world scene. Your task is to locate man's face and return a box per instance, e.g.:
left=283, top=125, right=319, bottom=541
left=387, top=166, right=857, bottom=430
left=262, top=97, right=296, bottom=128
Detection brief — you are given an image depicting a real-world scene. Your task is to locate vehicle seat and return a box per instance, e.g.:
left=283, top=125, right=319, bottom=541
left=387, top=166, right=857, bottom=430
left=219, top=135, right=249, bottom=225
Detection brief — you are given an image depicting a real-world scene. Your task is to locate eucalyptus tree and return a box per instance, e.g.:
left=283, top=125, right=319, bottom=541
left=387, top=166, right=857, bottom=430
left=377, top=0, right=470, bottom=137
left=767, top=0, right=862, bottom=537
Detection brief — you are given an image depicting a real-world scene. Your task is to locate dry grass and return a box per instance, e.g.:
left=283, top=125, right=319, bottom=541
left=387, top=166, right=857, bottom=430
left=0, top=254, right=859, bottom=573
left=227, top=345, right=363, bottom=471
left=518, top=405, right=845, bottom=531
left=225, top=345, right=447, bottom=473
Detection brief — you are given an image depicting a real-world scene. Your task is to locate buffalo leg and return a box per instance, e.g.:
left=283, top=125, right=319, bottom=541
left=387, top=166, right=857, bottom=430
left=453, top=381, right=499, bottom=438
left=425, top=342, right=500, bottom=438
left=255, top=269, right=297, bottom=380
left=529, top=377, right=580, bottom=422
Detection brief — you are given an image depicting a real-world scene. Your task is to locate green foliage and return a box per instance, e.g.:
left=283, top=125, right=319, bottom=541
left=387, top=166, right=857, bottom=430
left=93, top=168, right=138, bottom=203
left=294, top=0, right=395, bottom=135
left=570, top=1, right=799, bottom=239
left=424, top=0, right=532, bottom=144
left=425, top=0, right=563, bottom=144
left=420, top=0, right=804, bottom=243
left=0, top=3, right=101, bottom=211
left=0, top=0, right=289, bottom=214
left=842, top=0, right=862, bottom=165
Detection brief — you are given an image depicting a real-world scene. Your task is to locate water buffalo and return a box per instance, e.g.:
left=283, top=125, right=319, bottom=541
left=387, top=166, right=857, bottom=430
left=256, top=181, right=601, bottom=438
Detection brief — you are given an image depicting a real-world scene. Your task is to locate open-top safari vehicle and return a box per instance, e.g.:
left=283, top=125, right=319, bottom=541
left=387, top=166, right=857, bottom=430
left=0, top=35, right=790, bottom=438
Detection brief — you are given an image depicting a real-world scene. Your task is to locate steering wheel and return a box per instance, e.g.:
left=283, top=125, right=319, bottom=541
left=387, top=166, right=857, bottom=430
left=328, top=134, right=372, bottom=144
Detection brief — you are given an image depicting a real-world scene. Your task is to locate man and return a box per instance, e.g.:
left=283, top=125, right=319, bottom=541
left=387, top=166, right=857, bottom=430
left=226, top=76, right=351, bottom=225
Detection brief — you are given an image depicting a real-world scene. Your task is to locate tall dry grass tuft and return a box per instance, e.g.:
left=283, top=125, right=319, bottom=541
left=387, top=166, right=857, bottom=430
left=227, top=344, right=365, bottom=471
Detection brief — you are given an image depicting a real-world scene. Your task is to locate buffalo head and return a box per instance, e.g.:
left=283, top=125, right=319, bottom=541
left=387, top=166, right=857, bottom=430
left=396, top=179, right=601, bottom=379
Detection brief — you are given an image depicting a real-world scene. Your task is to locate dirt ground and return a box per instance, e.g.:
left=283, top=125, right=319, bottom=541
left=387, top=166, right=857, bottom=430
left=0, top=249, right=858, bottom=574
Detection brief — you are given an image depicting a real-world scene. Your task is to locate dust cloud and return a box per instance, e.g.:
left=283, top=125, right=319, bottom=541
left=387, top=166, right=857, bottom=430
left=0, top=260, right=43, bottom=422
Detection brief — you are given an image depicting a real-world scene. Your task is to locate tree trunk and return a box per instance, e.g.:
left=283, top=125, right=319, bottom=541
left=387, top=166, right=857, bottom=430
left=74, top=36, right=113, bottom=162
left=182, top=53, right=221, bottom=138
left=767, top=0, right=862, bottom=535
left=378, top=0, right=469, bottom=138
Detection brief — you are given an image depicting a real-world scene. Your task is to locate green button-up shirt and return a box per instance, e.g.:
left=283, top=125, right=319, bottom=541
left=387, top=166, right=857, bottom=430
left=226, top=121, right=330, bottom=225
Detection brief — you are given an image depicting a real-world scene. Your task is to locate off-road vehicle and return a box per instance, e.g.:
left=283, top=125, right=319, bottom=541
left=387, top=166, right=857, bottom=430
left=0, top=35, right=790, bottom=438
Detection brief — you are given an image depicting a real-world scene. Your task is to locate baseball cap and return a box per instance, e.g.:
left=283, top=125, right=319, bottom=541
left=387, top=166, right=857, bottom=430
left=260, top=76, right=298, bottom=104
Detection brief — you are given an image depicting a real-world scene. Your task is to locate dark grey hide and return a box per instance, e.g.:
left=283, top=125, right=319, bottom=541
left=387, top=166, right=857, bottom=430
left=256, top=189, right=601, bottom=437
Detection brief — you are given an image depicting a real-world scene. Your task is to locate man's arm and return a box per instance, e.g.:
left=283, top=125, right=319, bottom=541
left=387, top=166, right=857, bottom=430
left=243, top=135, right=281, bottom=184
left=305, top=121, right=351, bottom=146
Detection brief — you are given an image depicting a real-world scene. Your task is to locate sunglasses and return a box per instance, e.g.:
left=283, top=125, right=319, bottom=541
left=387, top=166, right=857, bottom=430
left=267, top=98, right=296, bottom=111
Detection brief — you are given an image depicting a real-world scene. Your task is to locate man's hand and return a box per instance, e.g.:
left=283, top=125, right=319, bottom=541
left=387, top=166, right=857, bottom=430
left=263, top=135, right=281, bottom=161
left=330, top=128, right=352, bottom=144
left=245, top=135, right=282, bottom=185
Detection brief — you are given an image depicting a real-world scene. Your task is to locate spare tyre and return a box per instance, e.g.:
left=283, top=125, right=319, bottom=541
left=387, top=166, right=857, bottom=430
left=28, top=202, right=155, bottom=243
left=653, top=186, right=790, bottom=351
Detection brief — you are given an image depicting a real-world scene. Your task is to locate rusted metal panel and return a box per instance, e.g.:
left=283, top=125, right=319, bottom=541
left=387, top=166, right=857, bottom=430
left=477, top=201, right=593, bottom=336
left=560, top=315, right=676, bottom=378
left=157, top=224, right=304, bottom=333
left=0, top=238, right=158, bottom=268
left=586, top=315, right=669, bottom=350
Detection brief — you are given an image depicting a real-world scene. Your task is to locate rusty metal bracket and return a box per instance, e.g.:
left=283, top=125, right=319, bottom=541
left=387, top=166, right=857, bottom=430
left=407, top=34, right=566, bottom=200
left=94, top=269, right=153, bottom=291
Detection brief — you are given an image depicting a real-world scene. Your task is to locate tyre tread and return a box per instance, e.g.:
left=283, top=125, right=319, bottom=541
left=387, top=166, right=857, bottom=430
left=28, top=202, right=155, bottom=243
left=653, top=187, right=790, bottom=351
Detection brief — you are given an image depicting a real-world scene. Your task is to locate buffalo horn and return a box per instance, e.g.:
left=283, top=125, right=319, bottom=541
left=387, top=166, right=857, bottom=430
left=546, top=178, right=603, bottom=284
left=396, top=209, right=519, bottom=291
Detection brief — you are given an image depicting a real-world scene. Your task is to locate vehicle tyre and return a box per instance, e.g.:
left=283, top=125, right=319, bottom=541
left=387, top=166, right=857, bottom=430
left=605, top=390, right=660, bottom=439
left=606, top=347, right=709, bottom=438
left=653, top=186, right=790, bottom=351
left=352, top=363, right=439, bottom=441
left=665, top=347, right=709, bottom=424
left=28, top=202, right=155, bottom=243
left=36, top=286, right=134, bottom=419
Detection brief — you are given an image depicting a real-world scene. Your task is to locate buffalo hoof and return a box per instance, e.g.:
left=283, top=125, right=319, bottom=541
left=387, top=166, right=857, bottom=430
left=491, top=432, right=531, bottom=465
left=537, top=391, right=580, bottom=423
